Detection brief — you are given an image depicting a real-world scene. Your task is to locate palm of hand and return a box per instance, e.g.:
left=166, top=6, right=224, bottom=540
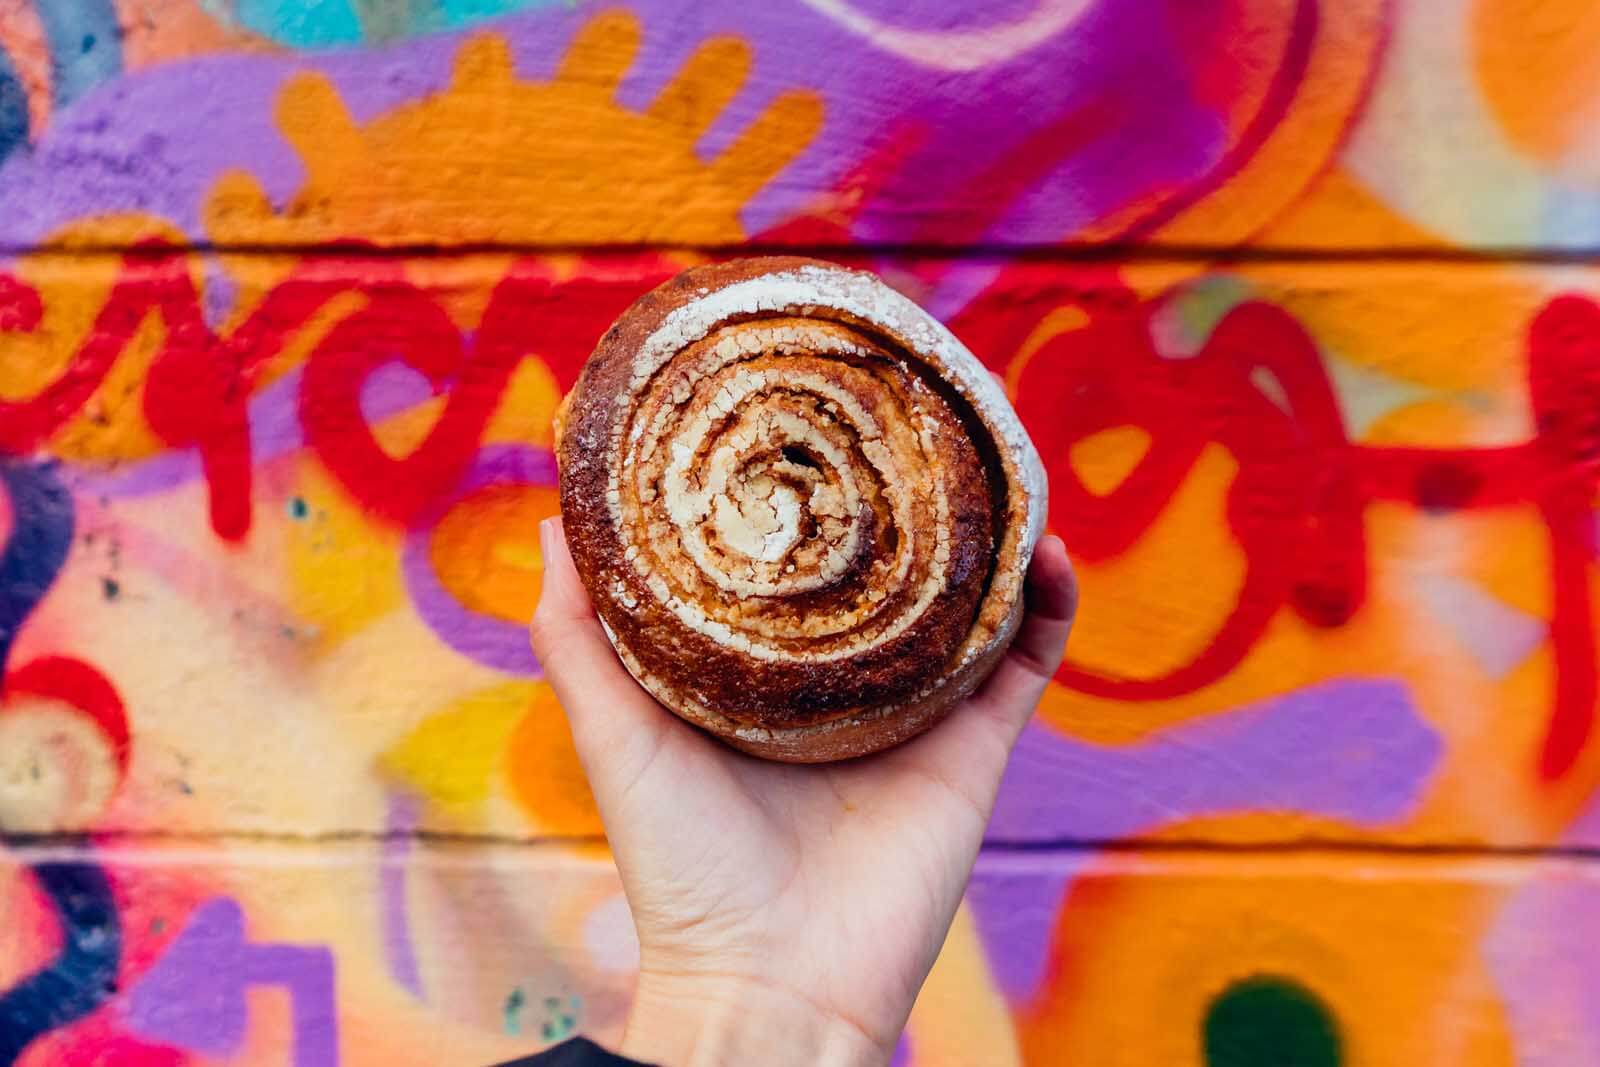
left=531, top=518, right=1075, bottom=1063
left=595, top=699, right=1011, bottom=1052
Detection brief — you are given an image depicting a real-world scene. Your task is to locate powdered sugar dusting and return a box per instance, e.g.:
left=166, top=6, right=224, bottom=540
left=584, top=260, right=1049, bottom=759
left=630, top=265, right=1047, bottom=557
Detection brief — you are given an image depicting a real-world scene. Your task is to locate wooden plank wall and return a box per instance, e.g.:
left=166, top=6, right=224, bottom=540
left=2, top=2, right=1596, bottom=1064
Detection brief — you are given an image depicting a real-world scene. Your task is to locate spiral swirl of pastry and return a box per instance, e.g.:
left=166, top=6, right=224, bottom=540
left=557, top=258, right=1047, bottom=762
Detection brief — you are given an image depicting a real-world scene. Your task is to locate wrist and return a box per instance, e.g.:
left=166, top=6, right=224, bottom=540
left=620, top=968, right=892, bottom=1067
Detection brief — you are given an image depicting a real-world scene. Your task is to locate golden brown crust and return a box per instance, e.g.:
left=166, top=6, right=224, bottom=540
left=557, top=257, right=1045, bottom=762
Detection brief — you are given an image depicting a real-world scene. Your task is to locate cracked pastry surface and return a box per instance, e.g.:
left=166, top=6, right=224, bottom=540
left=557, top=257, right=1047, bottom=762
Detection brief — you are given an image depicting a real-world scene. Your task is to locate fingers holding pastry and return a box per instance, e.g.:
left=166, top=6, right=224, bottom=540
left=530, top=517, right=683, bottom=788
left=891, top=535, right=1072, bottom=806
left=965, top=534, right=1076, bottom=742
left=556, top=258, right=1049, bottom=762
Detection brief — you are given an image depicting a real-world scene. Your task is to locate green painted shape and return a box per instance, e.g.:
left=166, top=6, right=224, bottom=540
left=1203, top=974, right=1342, bottom=1067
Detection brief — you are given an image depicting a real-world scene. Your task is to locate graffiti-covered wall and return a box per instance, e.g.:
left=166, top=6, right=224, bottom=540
left=2, top=1, right=1598, bottom=1063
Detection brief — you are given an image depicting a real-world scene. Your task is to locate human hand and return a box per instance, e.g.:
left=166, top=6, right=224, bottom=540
left=530, top=518, right=1076, bottom=1067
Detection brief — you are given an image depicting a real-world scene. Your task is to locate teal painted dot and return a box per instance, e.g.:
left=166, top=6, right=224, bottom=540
left=232, top=0, right=364, bottom=48
left=1203, top=975, right=1341, bottom=1067
left=503, top=986, right=526, bottom=1036
left=288, top=496, right=309, bottom=519
left=207, top=0, right=568, bottom=47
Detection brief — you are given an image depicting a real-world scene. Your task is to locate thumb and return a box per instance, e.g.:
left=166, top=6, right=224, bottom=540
left=965, top=534, right=1076, bottom=743
left=530, top=516, right=679, bottom=785
left=530, top=515, right=603, bottom=636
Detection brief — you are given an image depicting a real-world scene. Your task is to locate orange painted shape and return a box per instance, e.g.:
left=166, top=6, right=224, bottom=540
left=1255, top=167, right=1447, bottom=249
left=1064, top=445, right=1250, bottom=686
left=1020, top=851, right=1517, bottom=1066
left=1154, top=0, right=1387, bottom=244
left=1236, top=262, right=1546, bottom=394
left=429, top=483, right=559, bottom=625
left=3, top=218, right=202, bottom=465
left=1474, top=0, right=1600, bottom=163
left=203, top=17, right=823, bottom=248
left=506, top=683, right=603, bottom=838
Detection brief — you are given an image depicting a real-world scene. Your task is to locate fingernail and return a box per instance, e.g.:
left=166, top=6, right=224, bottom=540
left=539, top=516, right=558, bottom=559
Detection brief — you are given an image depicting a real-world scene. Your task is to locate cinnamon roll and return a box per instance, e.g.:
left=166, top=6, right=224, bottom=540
left=556, top=258, right=1047, bottom=762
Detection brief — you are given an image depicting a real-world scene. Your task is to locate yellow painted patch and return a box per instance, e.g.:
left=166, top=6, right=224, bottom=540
left=285, top=458, right=406, bottom=646
left=381, top=681, right=532, bottom=811
left=482, top=356, right=563, bottom=449
left=506, top=683, right=603, bottom=837
left=907, top=905, right=1022, bottom=1067
left=1068, top=425, right=1152, bottom=497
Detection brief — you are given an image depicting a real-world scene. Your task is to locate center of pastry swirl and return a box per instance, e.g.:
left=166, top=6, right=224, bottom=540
left=609, top=316, right=993, bottom=673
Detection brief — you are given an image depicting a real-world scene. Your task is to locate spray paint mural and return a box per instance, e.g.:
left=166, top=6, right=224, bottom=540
left=2, top=0, right=1600, bottom=1062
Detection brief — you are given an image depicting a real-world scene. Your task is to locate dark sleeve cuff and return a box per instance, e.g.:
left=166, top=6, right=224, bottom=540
left=490, top=1036, right=655, bottom=1067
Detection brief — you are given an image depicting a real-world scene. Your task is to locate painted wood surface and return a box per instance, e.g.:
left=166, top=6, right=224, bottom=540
left=3, top=1, right=1600, bottom=1064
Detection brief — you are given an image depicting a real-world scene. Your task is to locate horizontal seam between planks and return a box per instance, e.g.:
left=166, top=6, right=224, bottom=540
left=0, top=241, right=1597, bottom=265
